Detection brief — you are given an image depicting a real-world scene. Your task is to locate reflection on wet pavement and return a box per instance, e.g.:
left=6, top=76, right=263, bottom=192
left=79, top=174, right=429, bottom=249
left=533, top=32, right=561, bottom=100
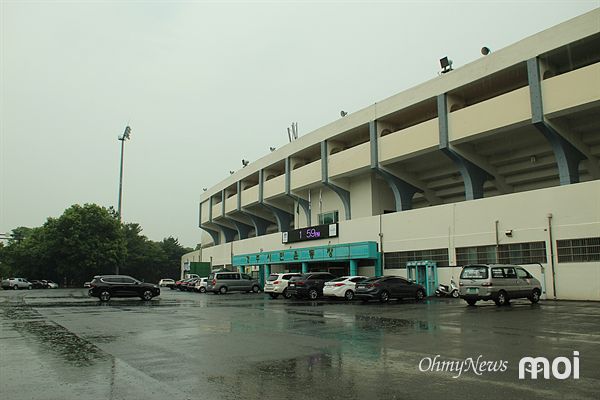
left=1, top=289, right=599, bottom=400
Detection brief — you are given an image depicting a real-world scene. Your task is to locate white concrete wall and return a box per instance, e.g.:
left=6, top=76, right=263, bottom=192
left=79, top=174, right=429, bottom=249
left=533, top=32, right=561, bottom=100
left=371, top=177, right=396, bottom=216
left=309, top=186, right=345, bottom=223
left=192, top=180, right=600, bottom=300
left=349, top=174, right=374, bottom=219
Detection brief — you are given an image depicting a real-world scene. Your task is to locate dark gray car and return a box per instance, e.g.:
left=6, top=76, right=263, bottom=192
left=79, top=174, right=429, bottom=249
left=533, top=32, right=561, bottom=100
left=355, top=276, right=426, bottom=303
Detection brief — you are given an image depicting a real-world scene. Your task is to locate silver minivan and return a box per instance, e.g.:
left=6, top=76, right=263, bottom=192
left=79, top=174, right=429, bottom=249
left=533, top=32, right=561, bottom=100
left=459, top=264, right=542, bottom=306
left=207, top=272, right=261, bottom=294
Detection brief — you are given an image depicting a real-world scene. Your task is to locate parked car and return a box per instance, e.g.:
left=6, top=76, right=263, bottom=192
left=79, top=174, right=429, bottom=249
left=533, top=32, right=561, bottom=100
left=206, top=272, right=261, bottom=294
left=193, top=277, right=208, bottom=293
left=459, top=264, right=542, bottom=306
left=88, top=275, right=160, bottom=302
left=174, top=278, right=193, bottom=290
left=30, top=280, right=47, bottom=289
left=43, top=280, right=58, bottom=289
left=158, top=278, right=175, bottom=288
left=323, top=276, right=368, bottom=301
left=355, top=276, right=426, bottom=303
left=264, top=273, right=301, bottom=299
left=286, top=272, right=337, bottom=300
left=180, top=278, right=199, bottom=291
left=1, top=278, right=33, bottom=290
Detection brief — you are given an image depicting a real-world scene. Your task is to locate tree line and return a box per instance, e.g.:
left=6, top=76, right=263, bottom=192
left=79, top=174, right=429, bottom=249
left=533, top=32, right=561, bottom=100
left=0, top=204, right=193, bottom=286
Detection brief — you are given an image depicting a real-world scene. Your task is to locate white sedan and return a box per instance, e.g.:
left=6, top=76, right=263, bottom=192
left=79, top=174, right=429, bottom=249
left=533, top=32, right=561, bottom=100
left=323, top=276, right=368, bottom=300
left=44, top=280, right=59, bottom=288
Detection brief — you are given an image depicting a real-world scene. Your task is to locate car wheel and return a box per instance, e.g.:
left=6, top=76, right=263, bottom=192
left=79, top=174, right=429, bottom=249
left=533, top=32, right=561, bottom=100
left=344, top=290, right=354, bottom=301
left=494, top=291, right=509, bottom=306
left=251, top=285, right=260, bottom=293
left=13, top=285, right=18, bottom=290
left=416, top=289, right=425, bottom=301
left=27, top=285, right=33, bottom=290
left=308, top=289, right=319, bottom=300
left=451, top=290, right=460, bottom=298
left=282, top=288, right=292, bottom=299
left=99, top=290, right=111, bottom=302
left=199, top=287, right=206, bottom=293
left=141, top=290, right=153, bottom=301
left=269, top=293, right=279, bottom=299
left=219, top=286, right=228, bottom=295
left=466, top=299, right=477, bottom=306
left=529, top=289, right=541, bottom=304
left=379, top=290, right=390, bottom=303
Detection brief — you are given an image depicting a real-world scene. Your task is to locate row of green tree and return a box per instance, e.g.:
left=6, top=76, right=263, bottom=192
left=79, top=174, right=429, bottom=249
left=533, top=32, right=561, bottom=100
left=0, top=204, right=193, bottom=286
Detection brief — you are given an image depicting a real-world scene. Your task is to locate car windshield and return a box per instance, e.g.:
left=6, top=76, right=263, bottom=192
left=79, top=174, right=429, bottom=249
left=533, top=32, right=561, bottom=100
left=329, top=277, right=348, bottom=283
left=461, top=266, right=489, bottom=279
left=267, top=274, right=279, bottom=281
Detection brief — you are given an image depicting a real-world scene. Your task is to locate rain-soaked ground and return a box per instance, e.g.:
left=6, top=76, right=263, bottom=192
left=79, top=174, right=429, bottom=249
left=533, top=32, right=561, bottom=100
left=1, top=289, right=598, bottom=400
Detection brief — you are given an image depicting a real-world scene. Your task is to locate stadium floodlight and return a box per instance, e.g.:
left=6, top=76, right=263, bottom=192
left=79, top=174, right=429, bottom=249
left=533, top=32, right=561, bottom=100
left=440, top=56, right=453, bottom=73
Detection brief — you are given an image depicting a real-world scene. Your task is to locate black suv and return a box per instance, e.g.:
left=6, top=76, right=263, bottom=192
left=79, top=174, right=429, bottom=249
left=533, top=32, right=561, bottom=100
left=287, top=272, right=336, bottom=300
left=88, top=275, right=160, bottom=302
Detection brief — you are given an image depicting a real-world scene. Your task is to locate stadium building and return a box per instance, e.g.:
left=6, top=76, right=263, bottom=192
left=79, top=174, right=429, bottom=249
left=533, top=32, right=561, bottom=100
left=183, top=10, right=600, bottom=301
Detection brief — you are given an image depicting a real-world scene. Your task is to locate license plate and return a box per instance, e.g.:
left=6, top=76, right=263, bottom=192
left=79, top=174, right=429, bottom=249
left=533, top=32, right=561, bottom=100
left=289, top=284, right=295, bottom=288
left=467, top=288, right=479, bottom=294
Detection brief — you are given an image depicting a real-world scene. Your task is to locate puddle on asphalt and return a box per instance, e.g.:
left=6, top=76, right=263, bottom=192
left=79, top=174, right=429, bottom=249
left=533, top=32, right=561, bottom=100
left=204, top=351, right=413, bottom=400
left=2, top=305, right=110, bottom=367
left=355, top=315, right=435, bottom=332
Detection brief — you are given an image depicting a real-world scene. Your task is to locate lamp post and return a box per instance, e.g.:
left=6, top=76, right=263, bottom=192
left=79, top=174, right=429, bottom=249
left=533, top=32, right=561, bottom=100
left=117, top=126, right=131, bottom=221
left=116, top=126, right=131, bottom=275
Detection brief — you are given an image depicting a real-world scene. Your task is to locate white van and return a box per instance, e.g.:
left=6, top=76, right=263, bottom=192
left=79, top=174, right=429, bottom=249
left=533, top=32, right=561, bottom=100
left=459, top=264, right=542, bottom=306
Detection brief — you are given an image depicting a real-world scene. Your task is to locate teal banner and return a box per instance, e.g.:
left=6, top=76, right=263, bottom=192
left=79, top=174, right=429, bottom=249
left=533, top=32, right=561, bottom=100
left=232, top=241, right=378, bottom=266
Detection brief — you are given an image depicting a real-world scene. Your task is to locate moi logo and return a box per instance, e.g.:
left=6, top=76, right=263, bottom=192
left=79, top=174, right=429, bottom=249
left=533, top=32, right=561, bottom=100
left=518, top=351, right=580, bottom=380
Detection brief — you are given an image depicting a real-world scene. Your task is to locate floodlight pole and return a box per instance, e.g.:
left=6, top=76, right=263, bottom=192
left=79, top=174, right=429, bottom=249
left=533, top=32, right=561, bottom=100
left=116, top=126, right=131, bottom=274
left=117, top=126, right=131, bottom=222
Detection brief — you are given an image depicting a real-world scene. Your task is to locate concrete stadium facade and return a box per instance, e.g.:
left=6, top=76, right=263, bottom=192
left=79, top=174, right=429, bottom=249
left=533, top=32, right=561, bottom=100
left=183, top=10, right=600, bottom=301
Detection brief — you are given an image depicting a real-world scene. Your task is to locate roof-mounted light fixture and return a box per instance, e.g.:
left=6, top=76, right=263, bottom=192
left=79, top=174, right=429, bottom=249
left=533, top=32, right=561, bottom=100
left=440, top=56, right=453, bottom=73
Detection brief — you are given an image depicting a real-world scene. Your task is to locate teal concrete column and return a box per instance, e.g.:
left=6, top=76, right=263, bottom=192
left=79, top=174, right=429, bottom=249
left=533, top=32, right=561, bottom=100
left=264, top=264, right=271, bottom=280
left=375, top=253, right=383, bottom=277
left=258, top=265, right=264, bottom=287
left=237, top=266, right=244, bottom=274
left=302, top=262, right=309, bottom=273
left=350, top=259, right=358, bottom=276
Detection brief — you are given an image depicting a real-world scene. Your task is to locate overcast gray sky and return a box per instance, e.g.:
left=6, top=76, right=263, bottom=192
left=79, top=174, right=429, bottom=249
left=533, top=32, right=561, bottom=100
left=1, top=0, right=598, bottom=248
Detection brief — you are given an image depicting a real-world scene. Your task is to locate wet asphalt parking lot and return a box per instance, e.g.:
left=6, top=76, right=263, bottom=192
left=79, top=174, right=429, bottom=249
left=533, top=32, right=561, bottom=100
left=1, top=289, right=599, bottom=400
